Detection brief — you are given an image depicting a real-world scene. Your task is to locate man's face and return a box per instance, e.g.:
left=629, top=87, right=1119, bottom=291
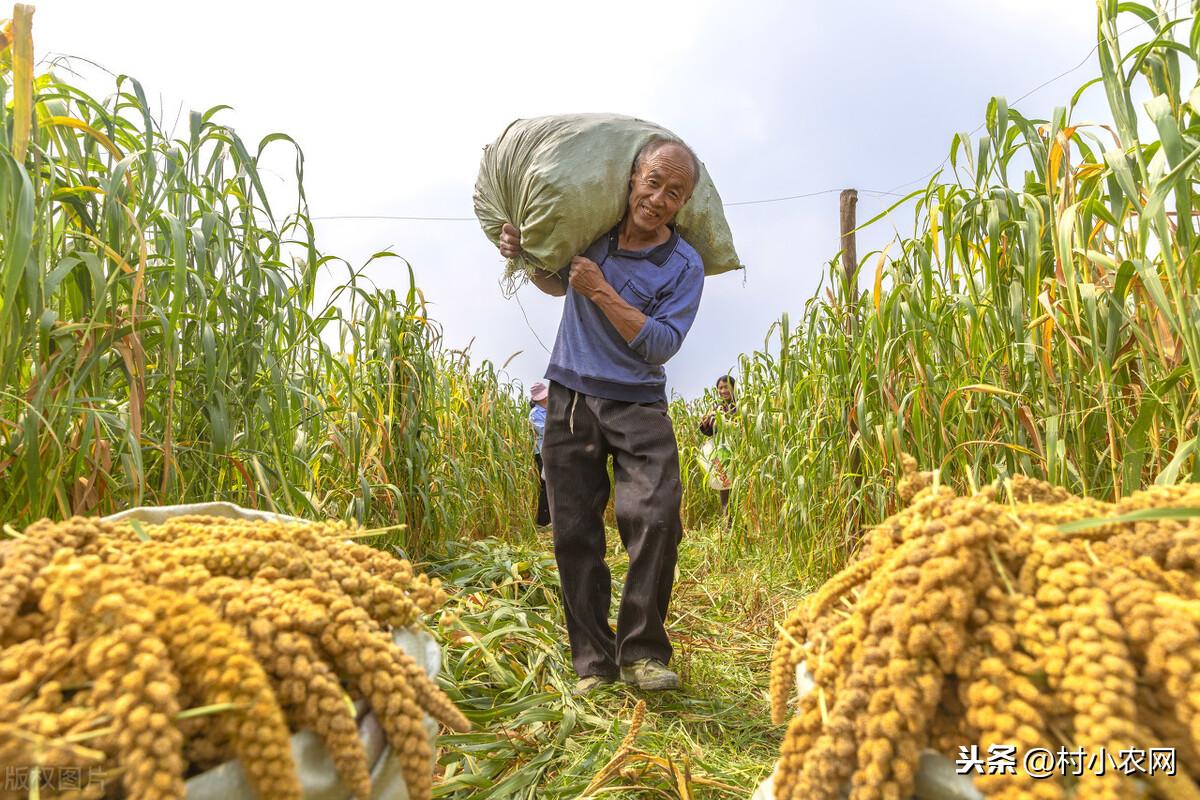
left=627, top=143, right=695, bottom=235
left=717, top=380, right=733, bottom=402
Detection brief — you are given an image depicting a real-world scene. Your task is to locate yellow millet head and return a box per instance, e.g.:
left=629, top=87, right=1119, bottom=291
left=768, top=469, right=1200, bottom=798
left=0, top=514, right=467, bottom=800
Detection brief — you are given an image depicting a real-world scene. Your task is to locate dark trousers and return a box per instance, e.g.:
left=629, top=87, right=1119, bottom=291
left=534, top=453, right=551, bottom=526
left=541, top=381, right=684, bottom=678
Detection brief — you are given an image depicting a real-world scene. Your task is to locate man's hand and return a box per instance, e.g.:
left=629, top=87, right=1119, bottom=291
left=567, top=256, right=609, bottom=301
left=499, top=223, right=522, bottom=258
left=571, top=256, right=646, bottom=342
left=502, top=222, right=566, bottom=297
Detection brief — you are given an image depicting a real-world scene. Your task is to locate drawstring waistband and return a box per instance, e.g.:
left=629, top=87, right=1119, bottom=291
left=568, top=389, right=580, bottom=435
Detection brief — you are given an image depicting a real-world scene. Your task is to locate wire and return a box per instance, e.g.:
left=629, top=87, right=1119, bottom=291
left=514, top=290, right=553, bottom=354
left=315, top=187, right=911, bottom=221
left=314, top=214, right=476, bottom=221
left=1013, top=14, right=1187, bottom=109
left=305, top=9, right=1190, bottom=221
left=881, top=10, right=1193, bottom=195
left=723, top=188, right=841, bottom=206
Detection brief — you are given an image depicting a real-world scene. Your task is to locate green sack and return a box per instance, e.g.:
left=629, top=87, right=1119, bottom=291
left=473, top=114, right=743, bottom=286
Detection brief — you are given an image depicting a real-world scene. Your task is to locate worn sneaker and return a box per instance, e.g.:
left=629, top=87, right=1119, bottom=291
left=619, top=659, right=680, bottom=691
left=571, top=675, right=615, bottom=697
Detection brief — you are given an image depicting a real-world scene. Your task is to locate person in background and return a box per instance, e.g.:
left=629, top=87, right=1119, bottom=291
left=530, top=381, right=551, bottom=527
left=699, top=375, right=736, bottom=524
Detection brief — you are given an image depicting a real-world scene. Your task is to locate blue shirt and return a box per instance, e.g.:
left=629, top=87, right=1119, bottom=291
left=544, top=227, right=704, bottom=403
left=530, top=404, right=547, bottom=453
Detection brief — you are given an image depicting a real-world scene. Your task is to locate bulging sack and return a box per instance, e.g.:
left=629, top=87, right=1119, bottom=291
left=474, top=114, right=743, bottom=285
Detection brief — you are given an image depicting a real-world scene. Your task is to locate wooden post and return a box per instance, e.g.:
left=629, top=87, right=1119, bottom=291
left=840, top=189, right=862, bottom=555
left=839, top=189, right=858, bottom=331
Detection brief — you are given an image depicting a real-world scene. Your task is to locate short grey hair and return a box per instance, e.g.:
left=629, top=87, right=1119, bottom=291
left=633, top=135, right=702, bottom=190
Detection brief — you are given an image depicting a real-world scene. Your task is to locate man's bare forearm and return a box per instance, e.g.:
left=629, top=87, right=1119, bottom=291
left=589, top=283, right=646, bottom=343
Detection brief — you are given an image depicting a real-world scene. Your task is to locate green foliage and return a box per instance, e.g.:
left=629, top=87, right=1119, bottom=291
left=0, top=64, right=535, bottom=554
left=675, top=0, right=1200, bottom=577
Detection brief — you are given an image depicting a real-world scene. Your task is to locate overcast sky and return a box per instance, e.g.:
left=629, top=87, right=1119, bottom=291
left=41, top=0, right=1124, bottom=399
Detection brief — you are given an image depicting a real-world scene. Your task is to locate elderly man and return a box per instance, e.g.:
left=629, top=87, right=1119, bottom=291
left=498, top=136, right=704, bottom=694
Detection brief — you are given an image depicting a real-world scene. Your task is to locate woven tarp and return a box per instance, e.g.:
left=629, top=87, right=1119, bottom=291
left=474, top=113, right=743, bottom=285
